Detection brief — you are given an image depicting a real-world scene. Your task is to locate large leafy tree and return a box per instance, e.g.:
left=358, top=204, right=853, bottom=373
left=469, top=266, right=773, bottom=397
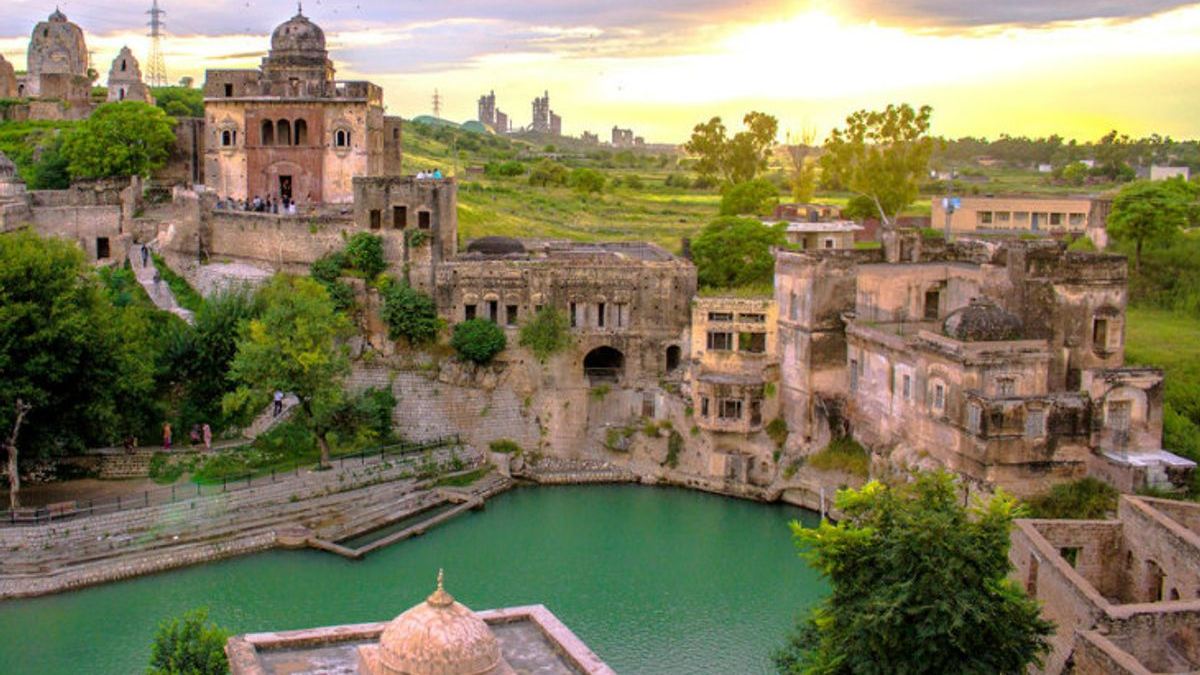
left=1109, top=178, right=1197, bottom=270
left=0, top=231, right=157, bottom=506
left=692, top=216, right=787, bottom=289
left=171, top=287, right=263, bottom=429
left=775, top=472, right=1052, bottom=674
left=225, top=275, right=351, bottom=468
left=720, top=178, right=781, bottom=217
left=450, top=318, right=506, bottom=365
left=820, top=103, right=934, bottom=228
left=685, top=111, right=779, bottom=185
left=61, top=101, right=177, bottom=180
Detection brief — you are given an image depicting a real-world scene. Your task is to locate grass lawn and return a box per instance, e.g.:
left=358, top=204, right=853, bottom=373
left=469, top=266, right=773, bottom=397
left=1125, top=306, right=1200, bottom=468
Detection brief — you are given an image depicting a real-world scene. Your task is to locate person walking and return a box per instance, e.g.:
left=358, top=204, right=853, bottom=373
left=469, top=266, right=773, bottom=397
left=273, top=390, right=284, bottom=417
left=162, top=422, right=172, bottom=450
left=202, top=423, right=212, bottom=451
left=140, top=243, right=149, bottom=267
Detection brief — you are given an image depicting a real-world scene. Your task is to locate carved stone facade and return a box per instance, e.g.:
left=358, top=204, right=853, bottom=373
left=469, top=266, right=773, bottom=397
left=202, top=11, right=402, bottom=204
left=20, top=9, right=90, bottom=100
left=105, top=47, right=153, bottom=104
left=688, top=297, right=779, bottom=436
left=775, top=233, right=1193, bottom=497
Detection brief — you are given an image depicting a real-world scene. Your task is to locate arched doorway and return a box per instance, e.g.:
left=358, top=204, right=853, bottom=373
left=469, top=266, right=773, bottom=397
left=666, top=345, right=681, bottom=372
left=584, top=346, right=624, bottom=384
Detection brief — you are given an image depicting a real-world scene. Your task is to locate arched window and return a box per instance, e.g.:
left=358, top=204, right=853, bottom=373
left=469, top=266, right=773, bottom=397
left=261, top=120, right=274, bottom=146
left=221, top=130, right=232, bottom=147
left=334, top=129, right=350, bottom=148
left=118, top=87, right=126, bottom=100
left=120, top=60, right=127, bottom=72
left=294, top=119, right=307, bottom=146
left=277, top=119, right=291, bottom=147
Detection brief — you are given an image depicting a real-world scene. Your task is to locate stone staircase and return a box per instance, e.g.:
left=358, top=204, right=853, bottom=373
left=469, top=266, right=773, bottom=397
left=241, top=394, right=300, bottom=439
left=0, top=443, right=479, bottom=598
left=96, top=451, right=156, bottom=479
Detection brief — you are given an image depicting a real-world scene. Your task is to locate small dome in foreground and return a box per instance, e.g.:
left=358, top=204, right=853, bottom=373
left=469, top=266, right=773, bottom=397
left=943, top=297, right=1024, bottom=342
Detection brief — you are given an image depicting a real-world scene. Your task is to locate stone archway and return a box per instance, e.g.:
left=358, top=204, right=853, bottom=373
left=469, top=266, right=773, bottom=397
left=584, top=346, right=624, bottom=384
left=665, top=345, right=681, bottom=372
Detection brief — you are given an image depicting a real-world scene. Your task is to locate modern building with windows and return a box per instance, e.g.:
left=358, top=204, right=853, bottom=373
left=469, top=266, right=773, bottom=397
left=931, top=194, right=1111, bottom=246
left=202, top=9, right=402, bottom=204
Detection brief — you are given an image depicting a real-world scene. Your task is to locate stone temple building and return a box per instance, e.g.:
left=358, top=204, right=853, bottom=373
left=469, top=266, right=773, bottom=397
left=105, top=46, right=153, bottom=104
left=0, top=56, right=16, bottom=98
left=17, top=9, right=91, bottom=105
left=202, top=9, right=403, bottom=204
left=225, top=571, right=613, bottom=674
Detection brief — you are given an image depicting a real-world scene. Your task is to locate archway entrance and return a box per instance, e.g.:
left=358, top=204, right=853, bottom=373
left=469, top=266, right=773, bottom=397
left=584, top=346, right=624, bottom=384
left=666, top=345, right=681, bottom=372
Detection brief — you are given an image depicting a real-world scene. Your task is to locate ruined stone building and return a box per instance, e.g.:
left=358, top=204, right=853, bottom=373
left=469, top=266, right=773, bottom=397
left=8, top=9, right=95, bottom=120
left=530, top=91, right=560, bottom=136
left=611, top=127, right=634, bottom=147
left=0, top=56, right=17, bottom=98
left=105, top=47, right=153, bottom=104
left=478, top=90, right=496, bottom=126
left=202, top=10, right=403, bottom=204
left=774, top=232, right=1193, bottom=497
left=1010, top=495, right=1200, bottom=674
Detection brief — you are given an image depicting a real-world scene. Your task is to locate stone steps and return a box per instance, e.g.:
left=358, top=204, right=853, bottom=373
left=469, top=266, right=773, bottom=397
left=96, top=451, right=156, bottom=479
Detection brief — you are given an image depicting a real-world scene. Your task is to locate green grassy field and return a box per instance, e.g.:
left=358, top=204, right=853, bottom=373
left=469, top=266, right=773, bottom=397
left=1125, top=306, right=1200, bottom=469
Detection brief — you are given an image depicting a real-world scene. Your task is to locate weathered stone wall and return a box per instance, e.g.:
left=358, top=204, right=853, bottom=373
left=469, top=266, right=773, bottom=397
left=1118, top=497, right=1200, bottom=603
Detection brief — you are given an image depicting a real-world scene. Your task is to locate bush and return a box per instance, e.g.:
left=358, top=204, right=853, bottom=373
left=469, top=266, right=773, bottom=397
left=719, top=178, right=780, bottom=216
left=147, top=608, right=229, bottom=675
left=528, top=159, right=568, bottom=187
left=666, top=430, right=683, bottom=468
left=489, top=439, right=522, bottom=455
left=1025, top=477, right=1119, bottom=519
left=450, top=318, right=506, bottom=364
left=1068, top=236, right=1097, bottom=252
left=664, top=173, right=692, bottom=189
left=309, top=251, right=346, bottom=284
left=568, top=167, right=606, bottom=195
left=381, top=281, right=439, bottom=344
left=766, top=417, right=788, bottom=448
left=622, top=174, right=643, bottom=189
left=807, top=436, right=870, bottom=476
left=691, top=216, right=787, bottom=289
left=344, top=232, right=386, bottom=279
left=518, top=307, right=571, bottom=362
left=484, top=160, right=525, bottom=177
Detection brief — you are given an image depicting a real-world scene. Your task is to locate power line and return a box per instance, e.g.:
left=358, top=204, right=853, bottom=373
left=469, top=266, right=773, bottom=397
left=145, top=0, right=167, bottom=86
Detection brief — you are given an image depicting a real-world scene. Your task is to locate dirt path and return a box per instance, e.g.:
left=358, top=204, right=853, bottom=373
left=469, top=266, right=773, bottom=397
left=1, top=477, right=162, bottom=508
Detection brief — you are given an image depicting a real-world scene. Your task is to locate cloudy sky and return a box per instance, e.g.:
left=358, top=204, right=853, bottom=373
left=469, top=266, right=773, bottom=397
left=3, top=0, right=1200, bottom=142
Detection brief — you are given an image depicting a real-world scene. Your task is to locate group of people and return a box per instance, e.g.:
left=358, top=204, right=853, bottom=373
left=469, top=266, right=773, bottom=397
left=156, top=421, right=213, bottom=452
left=415, top=168, right=444, bottom=180
left=215, top=195, right=298, bottom=214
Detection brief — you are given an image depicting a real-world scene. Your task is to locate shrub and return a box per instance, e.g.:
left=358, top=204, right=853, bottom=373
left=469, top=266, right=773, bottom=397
left=450, top=318, right=506, bottom=364
left=147, top=608, right=229, bottom=675
left=309, top=251, right=346, bottom=284
left=528, top=159, right=568, bottom=187
left=381, top=281, right=439, bottom=344
left=1068, top=236, right=1097, bottom=252
left=1024, top=478, right=1119, bottom=519
left=518, top=307, right=571, bottom=362
left=484, top=160, right=525, bottom=177
left=807, top=436, right=870, bottom=477
left=719, top=178, right=779, bottom=216
left=766, top=417, right=789, bottom=448
left=622, top=174, right=644, bottom=190
left=666, top=430, right=683, bottom=468
left=489, top=439, right=522, bottom=455
left=344, top=232, right=387, bottom=279
left=568, top=167, right=606, bottom=195
left=589, top=384, right=610, bottom=401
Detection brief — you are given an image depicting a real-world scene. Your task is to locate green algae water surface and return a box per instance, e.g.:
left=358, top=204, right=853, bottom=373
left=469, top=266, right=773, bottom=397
left=0, top=485, right=825, bottom=674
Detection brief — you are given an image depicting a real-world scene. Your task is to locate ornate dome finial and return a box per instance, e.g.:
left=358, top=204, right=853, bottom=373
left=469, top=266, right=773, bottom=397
left=427, top=568, right=455, bottom=608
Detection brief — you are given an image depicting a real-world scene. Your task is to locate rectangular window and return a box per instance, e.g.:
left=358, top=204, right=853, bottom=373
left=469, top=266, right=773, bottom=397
left=718, top=399, right=743, bottom=420
left=615, top=303, right=627, bottom=328
left=996, top=212, right=1011, bottom=223
left=505, top=305, right=518, bottom=326
left=738, top=332, right=767, bottom=354
left=570, top=302, right=578, bottom=328
left=708, top=312, right=733, bottom=322
left=980, top=211, right=994, bottom=225
left=1025, top=409, right=1046, bottom=438
left=789, top=292, right=799, bottom=321
left=95, top=237, right=110, bottom=259
left=369, top=210, right=382, bottom=230
left=1069, top=213, right=1085, bottom=227
left=738, top=313, right=766, bottom=323
left=418, top=211, right=431, bottom=229
left=924, top=290, right=940, bottom=321
left=850, top=359, right=859, bottom=391
left=1014, top=211, right=1030, bottom=223
left=224, top=83, right=233, bottom=97
left=707, top=332, right=734, bottom=351
left=750, top=399, right=763, bottom=426
left=597, top=302, right=606, bottom=328
left=997, top=377, right=1017, bottom=397
left=1060, top=547, right=1080, bottom=568
left=823, top=238, right=834, bottom=249
left=464, top=304, right=477, bottom=321
left=700, top=397, right=710, bottom=418
left=534, top=304, right=544, bottom=315
left=487, top=300, right=499, bottom=323
left=393, top=206, right=407, bottom=229
left=1050, top=213, right=1064, bottom=226
left=1093, top=318, right=1109, bottom=351
left=902, top=374, right=911, bottom=401
left=933, top=383, right=945, bottom=411
left=967, top=403, right=982, bottom=434
left=1108, top=400, right=1132, bottom=431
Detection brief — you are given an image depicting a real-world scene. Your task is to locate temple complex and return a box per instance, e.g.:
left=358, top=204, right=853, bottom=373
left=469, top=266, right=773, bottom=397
left=106, top=47, right=153, bottom=104
left=202, top=10, right=403, bottom=204
left=225, top=571, right=614, bottom=674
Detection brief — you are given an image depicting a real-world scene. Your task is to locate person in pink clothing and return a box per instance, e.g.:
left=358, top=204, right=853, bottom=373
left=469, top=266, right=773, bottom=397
left=202, top=423, right=212, bottom=451
left=162, top=422, right=172, bottom=450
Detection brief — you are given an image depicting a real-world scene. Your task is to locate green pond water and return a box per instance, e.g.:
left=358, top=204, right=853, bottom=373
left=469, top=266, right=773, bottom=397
left=0, top=484, right=825, bottom=674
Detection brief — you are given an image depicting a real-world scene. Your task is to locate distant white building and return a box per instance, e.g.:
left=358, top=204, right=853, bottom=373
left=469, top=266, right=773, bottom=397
left=1150, top=165, right=1190, bottom=181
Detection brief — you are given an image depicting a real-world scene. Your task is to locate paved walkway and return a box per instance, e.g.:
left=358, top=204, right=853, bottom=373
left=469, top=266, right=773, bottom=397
left=131, top=245, right=194, bottom=324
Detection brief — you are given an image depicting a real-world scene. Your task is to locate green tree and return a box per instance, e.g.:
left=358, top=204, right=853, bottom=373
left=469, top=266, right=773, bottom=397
left=175, top=288, right=263, bottom=430
left=774, top=472, right=1052, bottom=674
left=25, top=135, right=71, bottom=190
left=685, top=112, right=779, bottom=185
left=450, top=318, right=506, bottom=365
left=61, top=101, right=177, bottom=180
left=720, top=179, right=780, bottom=216
left=1109, top=179, right=1196, bottom=270
left=820, top=104, right=934, bottom=228
left=381, top=281, right=439, bottom=344
left=225, top=275, right=352, bottom=468
left=0, top=231, right=157, bottom=506
left=344, top=232, right=387, bottom=279
left=691, top=217, right=787, bottom=289
left=1060, top=161, right=1089, bottom=187
left=568, top=167, right=606, bottom=195
left=518, top=307, right=572, bottom=362
left=784, top=129, right=818, bottom=203
left=528, top=159, right=569, bottom=187
left=151, top=86, right=204, bottom=117
left=147, top=607, right=229, bottom=675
